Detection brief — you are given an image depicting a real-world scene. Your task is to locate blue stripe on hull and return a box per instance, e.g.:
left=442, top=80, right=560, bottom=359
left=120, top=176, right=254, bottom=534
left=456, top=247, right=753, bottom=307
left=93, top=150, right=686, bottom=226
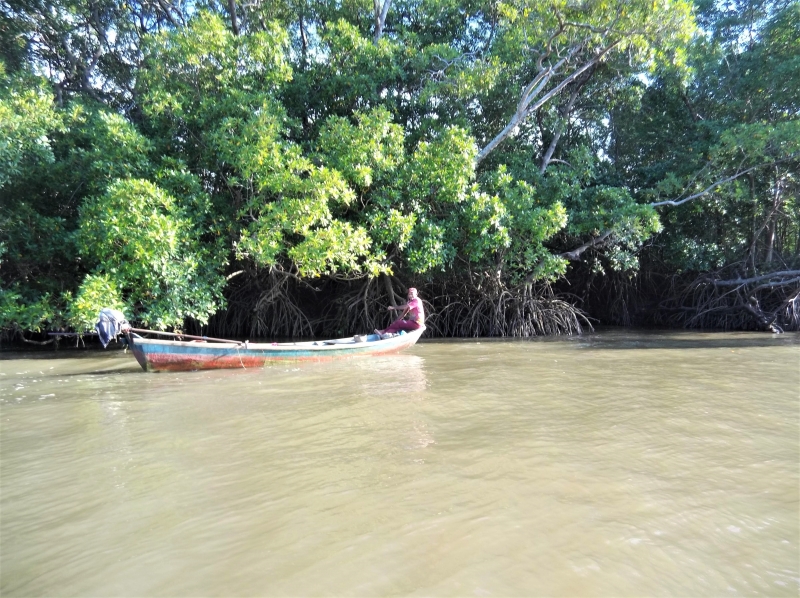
left=129, top=328, right=425, bottom=371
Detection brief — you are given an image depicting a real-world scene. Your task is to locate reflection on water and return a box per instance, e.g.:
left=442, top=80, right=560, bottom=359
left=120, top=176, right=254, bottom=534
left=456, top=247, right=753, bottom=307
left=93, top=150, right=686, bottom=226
left=1, top=330, right=798, bottom=597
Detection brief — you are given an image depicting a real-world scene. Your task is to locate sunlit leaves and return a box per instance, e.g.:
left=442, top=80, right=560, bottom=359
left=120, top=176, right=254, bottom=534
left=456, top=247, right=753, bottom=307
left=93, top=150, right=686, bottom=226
left=462, top=189, right=511, bottom=261
left=0, top=72, right=60, bottom=188
left=368, top=208, right=416, bottom=249
left=312, top=19, right=402, bottom=115
left=141, top=11, right=291, bottom=118
left=406, top=217, right=453, bottom=273
left=473, top=167, right=570, bottom=282
left=138, top=10, right=292, bottom=175
left=77, top=179, right=227, bottom=328
left=715, top=121, right=800, bottom=164
left=66, top=273, right=126, bottom=332
left=405, top=126, right=477, bottom=205
left=288, top=220, right=385, bottom=278
left=496, top=0, right=695, bottom=69
left=0, top=287, right=57, bottom=333
left=61, top=105, right=154, bottom=194
left=236, top=219, right=284, bottom=266
left=317, top=107, right=405, bottom=191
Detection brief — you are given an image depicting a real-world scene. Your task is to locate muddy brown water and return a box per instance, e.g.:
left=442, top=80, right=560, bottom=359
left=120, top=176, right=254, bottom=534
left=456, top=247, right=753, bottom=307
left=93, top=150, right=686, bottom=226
left=1, top=330, right=798, bottom=596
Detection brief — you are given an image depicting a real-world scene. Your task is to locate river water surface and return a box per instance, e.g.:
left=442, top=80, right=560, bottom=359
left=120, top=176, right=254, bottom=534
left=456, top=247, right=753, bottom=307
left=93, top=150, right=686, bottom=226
left=1, top=330, right=798, bottom=596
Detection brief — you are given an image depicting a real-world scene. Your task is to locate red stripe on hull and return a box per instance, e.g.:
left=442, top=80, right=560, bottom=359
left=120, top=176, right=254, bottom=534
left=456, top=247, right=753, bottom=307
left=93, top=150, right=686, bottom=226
left=128, top=329, right=424, bottom=372
left=134, top=346, right=413, bottom=371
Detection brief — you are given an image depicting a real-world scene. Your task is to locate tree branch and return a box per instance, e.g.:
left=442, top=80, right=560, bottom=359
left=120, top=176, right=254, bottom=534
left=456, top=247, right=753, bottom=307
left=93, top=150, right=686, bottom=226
left=156, top=0, right=181, bottom=28
left=650, top=155, right=798, bottom=207
left=540, top=65, right=594, bottom=174
left=517, top=230, right=613, bottom=287
left=373, top=0, right=392, bottom=43
left=559, top=230, right=613, bottom=261
left=708, top=270, right=800, bottom=287
left=228, top=0, right=239, bottom=35
left=476, top=42, right=617, bottom=164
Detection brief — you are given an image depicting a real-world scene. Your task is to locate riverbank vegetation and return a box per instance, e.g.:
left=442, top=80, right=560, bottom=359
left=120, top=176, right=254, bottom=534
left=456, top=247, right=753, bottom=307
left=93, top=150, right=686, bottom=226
left=2, top=0, right=798, bottom=342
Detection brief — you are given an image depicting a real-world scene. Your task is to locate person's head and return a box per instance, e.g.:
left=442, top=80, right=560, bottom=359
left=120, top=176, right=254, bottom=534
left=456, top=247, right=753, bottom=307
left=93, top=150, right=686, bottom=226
left=407, top=287, right=418, bottom=300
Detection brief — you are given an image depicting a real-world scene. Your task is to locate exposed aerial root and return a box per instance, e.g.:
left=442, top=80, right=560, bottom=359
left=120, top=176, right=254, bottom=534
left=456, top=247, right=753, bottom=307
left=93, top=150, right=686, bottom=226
left=426, top=279, right=590, bottom=337
left=318, top=275, right=416, bottom=337
left=209, top=268, right=315, bottom=339
left=653, top=263, right=800, bottom=332
left=209, top=271, right=590, bottom=339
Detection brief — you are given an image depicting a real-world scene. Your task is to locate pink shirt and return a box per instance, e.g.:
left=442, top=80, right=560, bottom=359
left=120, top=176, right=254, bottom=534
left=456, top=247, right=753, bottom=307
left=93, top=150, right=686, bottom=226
left=406, top=297, right=424, bottom=325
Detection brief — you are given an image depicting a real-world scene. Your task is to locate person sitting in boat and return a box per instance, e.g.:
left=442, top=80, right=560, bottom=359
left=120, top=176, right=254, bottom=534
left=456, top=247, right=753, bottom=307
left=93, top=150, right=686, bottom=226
left=375, top=287, right=425, bottom=339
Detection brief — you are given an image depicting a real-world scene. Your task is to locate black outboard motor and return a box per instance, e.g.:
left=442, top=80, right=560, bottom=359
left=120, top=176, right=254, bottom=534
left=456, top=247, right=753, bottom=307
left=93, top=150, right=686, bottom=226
left=95, top=308, right=131, bottom=348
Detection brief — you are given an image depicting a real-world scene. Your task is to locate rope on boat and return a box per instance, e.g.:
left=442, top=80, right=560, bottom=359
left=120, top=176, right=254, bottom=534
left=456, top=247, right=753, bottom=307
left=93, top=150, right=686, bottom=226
left=235, top=341, right=247, bottom=369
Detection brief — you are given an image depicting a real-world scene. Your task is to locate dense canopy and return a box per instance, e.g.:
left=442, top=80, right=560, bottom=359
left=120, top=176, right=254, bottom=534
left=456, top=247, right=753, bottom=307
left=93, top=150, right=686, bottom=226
left=1, top=0, right=798, bottom=340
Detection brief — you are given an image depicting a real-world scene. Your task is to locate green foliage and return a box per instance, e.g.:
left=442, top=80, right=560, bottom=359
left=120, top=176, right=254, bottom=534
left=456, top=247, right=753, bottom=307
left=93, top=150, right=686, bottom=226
left=5, top=0, right=795, bottom=336
left=0, top=92, right=171, bottom=336
left=138, top=10, right=292, bottom=176
left=0, top=287, right=57, bottom=334
left=53, top=104, right=155, bottom=196
left=368, top=208, right=417, bottom=250
left=0, top=71, right=61, bottom=188
left=77, top=179, right=227, bottom=328
left=616, top=1, right=800, bottom=281
left=317, top=107, right=405, bottom=191
left=65, top=274, right=126, bottom=332
left=506, top=199, right=570, bottom=282
left=462, top=189, right=512, bottom=261
left=288, top=220, right=383, bottom=278
left=406, top=217, right=453, bottom=273
left=140, top=12, right=291, bottom=121
left=315, top=20, right=402, bottom=115
left=494, top=0, right=695, bottom=68
left=406, top=127, right=477, bottom=206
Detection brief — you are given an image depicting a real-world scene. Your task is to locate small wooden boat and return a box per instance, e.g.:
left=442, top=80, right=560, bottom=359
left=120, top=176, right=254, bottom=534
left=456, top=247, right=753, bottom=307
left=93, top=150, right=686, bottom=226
left=124, top=327, right=426, bottom=372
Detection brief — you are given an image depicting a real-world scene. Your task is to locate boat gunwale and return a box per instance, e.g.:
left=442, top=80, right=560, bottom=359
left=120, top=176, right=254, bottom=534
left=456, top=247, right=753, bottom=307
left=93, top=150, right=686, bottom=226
left=128, top=327, right=425, bottom=352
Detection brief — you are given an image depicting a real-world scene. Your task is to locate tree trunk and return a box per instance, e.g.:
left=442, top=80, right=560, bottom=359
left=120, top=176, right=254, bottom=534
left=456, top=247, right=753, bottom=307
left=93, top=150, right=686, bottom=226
left=382, top=274, right=397, bottom=306
left=476, top=49, right=610, bottom=165
left=765, top=216, right=776, bottom=264
left=228, top=0, right=239, bottom=35
left=373, top=0, right=392, bottom=43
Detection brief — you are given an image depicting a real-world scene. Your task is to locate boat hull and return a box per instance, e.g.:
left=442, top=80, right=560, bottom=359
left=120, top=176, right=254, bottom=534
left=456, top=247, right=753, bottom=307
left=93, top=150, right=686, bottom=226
left=126, top=328, right=425, bottom=372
